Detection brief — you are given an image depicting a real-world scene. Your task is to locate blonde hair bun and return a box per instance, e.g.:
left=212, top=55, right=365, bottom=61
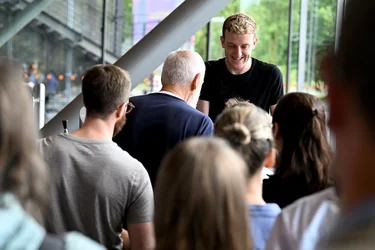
left=222, top=123, right=251, bottom=145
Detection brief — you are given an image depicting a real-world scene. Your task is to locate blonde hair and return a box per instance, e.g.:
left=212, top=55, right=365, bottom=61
left=222, top=13, right=256, bottom=37
left=155, top=137, right=251, bottom=250
left=0, top=60, right=48, bottom=224
left=215, top=99, right=274, bottom=177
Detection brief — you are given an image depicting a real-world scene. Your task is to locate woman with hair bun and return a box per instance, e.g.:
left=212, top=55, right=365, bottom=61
left=215, top=99, right=281, bottom=250
left=263, top=92, right=333, bottom=208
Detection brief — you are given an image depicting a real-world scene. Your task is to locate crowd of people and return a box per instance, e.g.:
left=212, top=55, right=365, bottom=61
left=1, top=1, right=375, bottom=249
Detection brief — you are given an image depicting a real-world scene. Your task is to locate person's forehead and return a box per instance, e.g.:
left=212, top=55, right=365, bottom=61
left=224, top=31, right=255, bottom=44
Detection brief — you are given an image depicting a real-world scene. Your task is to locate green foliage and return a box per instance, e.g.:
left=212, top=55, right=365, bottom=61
left=194, top=0, right=337, bottom=88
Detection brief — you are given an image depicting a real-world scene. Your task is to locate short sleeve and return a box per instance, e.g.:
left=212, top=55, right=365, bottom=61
left=269, top=66, right=284, bottom=106
left=199, top=62, right=212, bottom=101
left=197, top=116, right=214, bottom=136
left=125, top=166, right=154, bottom=225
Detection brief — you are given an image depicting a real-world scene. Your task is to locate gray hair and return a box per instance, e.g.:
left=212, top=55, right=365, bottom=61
left=161, top=50, right=205, bottom=86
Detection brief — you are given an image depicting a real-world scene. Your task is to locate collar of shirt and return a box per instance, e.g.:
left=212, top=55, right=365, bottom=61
left=158, top=91, right=184, bottom=100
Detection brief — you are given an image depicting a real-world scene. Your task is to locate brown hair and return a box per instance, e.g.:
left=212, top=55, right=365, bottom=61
left=215, top=99, right=274, bottom=177
left=332, top=1, right=375, bottom=139
left=155, top=137, right=251, bottom=250
left=272, top=92, right=333, bottom=192
left=0, top=60, right=48, bottom=224
left=82, top=64, right=131, bottom=119
left=222, top=13, right=256, bottom=37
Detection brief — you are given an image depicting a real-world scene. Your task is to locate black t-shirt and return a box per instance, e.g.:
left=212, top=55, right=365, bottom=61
left=199, top=58, right=284, bottom=121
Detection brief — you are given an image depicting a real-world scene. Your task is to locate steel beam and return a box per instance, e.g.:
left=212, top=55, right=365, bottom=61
left=0, top=0, right=53, bottom=48
left=40, top=0, right=232, bottom=138
left=286, top=0, right=294, bottom=93
left=297, top=0, right=308, bottom=92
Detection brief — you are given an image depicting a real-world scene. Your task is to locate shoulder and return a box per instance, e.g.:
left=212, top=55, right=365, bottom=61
left=282, top=187, right=339, bottom=213
left=37, top=134, right=66, bottom=151
left=253, top=58, right=282, bottom=76
left=205, top=58, right=225, bottom=71
left=278, top=187, right=339, bottom=233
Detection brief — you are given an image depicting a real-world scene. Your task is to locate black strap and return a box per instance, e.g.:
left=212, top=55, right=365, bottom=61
left=39, top=234, right=65, bottom=250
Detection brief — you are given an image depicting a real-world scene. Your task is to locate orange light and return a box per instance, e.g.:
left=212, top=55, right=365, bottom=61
left=58, top=75, right=64, bottom=80
left=35, top=74, right=40, bottom=79
left=70, top=75, right=76, bottom=81
left=47, top=74, right=52, bottom=80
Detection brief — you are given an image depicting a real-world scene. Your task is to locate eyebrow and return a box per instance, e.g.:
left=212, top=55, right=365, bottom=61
left=228, top=42, right=250, bottom=46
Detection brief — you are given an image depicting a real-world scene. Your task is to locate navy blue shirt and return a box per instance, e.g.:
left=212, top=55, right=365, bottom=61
left=113, top=93, right=213, bottom=186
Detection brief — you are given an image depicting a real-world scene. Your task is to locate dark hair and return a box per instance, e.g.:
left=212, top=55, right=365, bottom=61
left=215, top=99, right=274, bottom=177
left=82, top=64, right=131, bottom=119
left=333, top=1, right=375, bottom=139
left=0, top=60, right=48, bottom=224
left=272, top=92, right=332, bottom=192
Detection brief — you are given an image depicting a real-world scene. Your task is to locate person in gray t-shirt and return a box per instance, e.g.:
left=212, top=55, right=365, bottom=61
left=38, top=65, right=154, bottom=250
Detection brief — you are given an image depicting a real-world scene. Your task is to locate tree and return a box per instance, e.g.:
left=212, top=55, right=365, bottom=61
left=194, top=0, right=337, bottom=88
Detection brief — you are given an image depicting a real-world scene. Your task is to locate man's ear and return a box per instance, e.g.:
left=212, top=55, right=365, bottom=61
left=273, top=122, right=279, bottom=139
left=116, top=102, right=126, bottom=119
left=253, top=36, right=258, bottom=49
left=191, top=73, right=201, bottom=91
left=220, top=36, right=225, bottom=48
left=264, top=148, right=276, bottom=168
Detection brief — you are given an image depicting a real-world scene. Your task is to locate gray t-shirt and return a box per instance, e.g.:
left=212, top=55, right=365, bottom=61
left=38, top=134, right=153, bottom=250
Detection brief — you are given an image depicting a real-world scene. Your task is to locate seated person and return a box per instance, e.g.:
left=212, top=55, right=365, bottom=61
left=113, top=50, right=213, bottom=186
left=266, top=187, right=339, bottom=250
left=215, top=99, right=281, bottom=250
left=0, top=60, right=104, bottom=250
left=38, top=65, right=154, bottom=250
left=154, top=137, right=252, bottom=250
left=263, top=92, right=333, bottom=208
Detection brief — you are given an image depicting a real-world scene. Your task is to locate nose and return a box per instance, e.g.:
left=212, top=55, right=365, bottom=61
left=235, top=46, right=242, bottom=57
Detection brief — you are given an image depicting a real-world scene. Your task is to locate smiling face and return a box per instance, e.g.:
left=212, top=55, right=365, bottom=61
left=221, top=31, right=258, bottom=75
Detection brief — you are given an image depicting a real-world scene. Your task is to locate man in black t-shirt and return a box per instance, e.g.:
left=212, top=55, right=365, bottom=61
left=197, top=13, right=284, bottom=122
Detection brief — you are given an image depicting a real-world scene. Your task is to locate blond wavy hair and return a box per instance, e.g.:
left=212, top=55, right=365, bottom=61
left=0, top=60, right=48, bottom=225
left=154, top=137, right=252, bottom=250
left=222, top=13, right=256, bottom=37
left=215, top=99, right=274, bottom=177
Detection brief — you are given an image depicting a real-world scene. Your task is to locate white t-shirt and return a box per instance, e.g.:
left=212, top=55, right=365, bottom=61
left=265, top=187, right=339, bottom=250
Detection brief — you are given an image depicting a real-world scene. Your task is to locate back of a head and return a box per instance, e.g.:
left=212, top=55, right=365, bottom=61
left=154, top=137, right=251, bottom=250
left=273, top=92, right=332, bottom=191
left=334, top=0, right=375, bottom=138
left=215, top=99, right=274, bottom=177
left=161, top=50, right=205, bottom=86
left=82, top=64, right=131, bottom=118
left=222, top=13, right=256, bottom=36
left=0, top=60, right=47, bottom=224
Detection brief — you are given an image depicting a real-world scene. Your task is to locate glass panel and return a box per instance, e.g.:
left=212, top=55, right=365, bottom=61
left=0, top=0, right=184, bottom=125
left=198, top=0, right=337, bottom=96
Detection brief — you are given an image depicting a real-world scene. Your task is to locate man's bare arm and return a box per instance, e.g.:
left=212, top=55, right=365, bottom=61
left=127, top=222, right=155, bottom=250
left=197, top=100, right=209, bottom=115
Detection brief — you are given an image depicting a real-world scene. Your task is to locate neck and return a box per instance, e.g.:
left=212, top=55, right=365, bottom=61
left=160, top=85, right=189, bottom=102
left=70, top=116, right=115, bottom=140
left=225, top=57, right=252, bottom=75
left=246, top=169, right=266, bottom=205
